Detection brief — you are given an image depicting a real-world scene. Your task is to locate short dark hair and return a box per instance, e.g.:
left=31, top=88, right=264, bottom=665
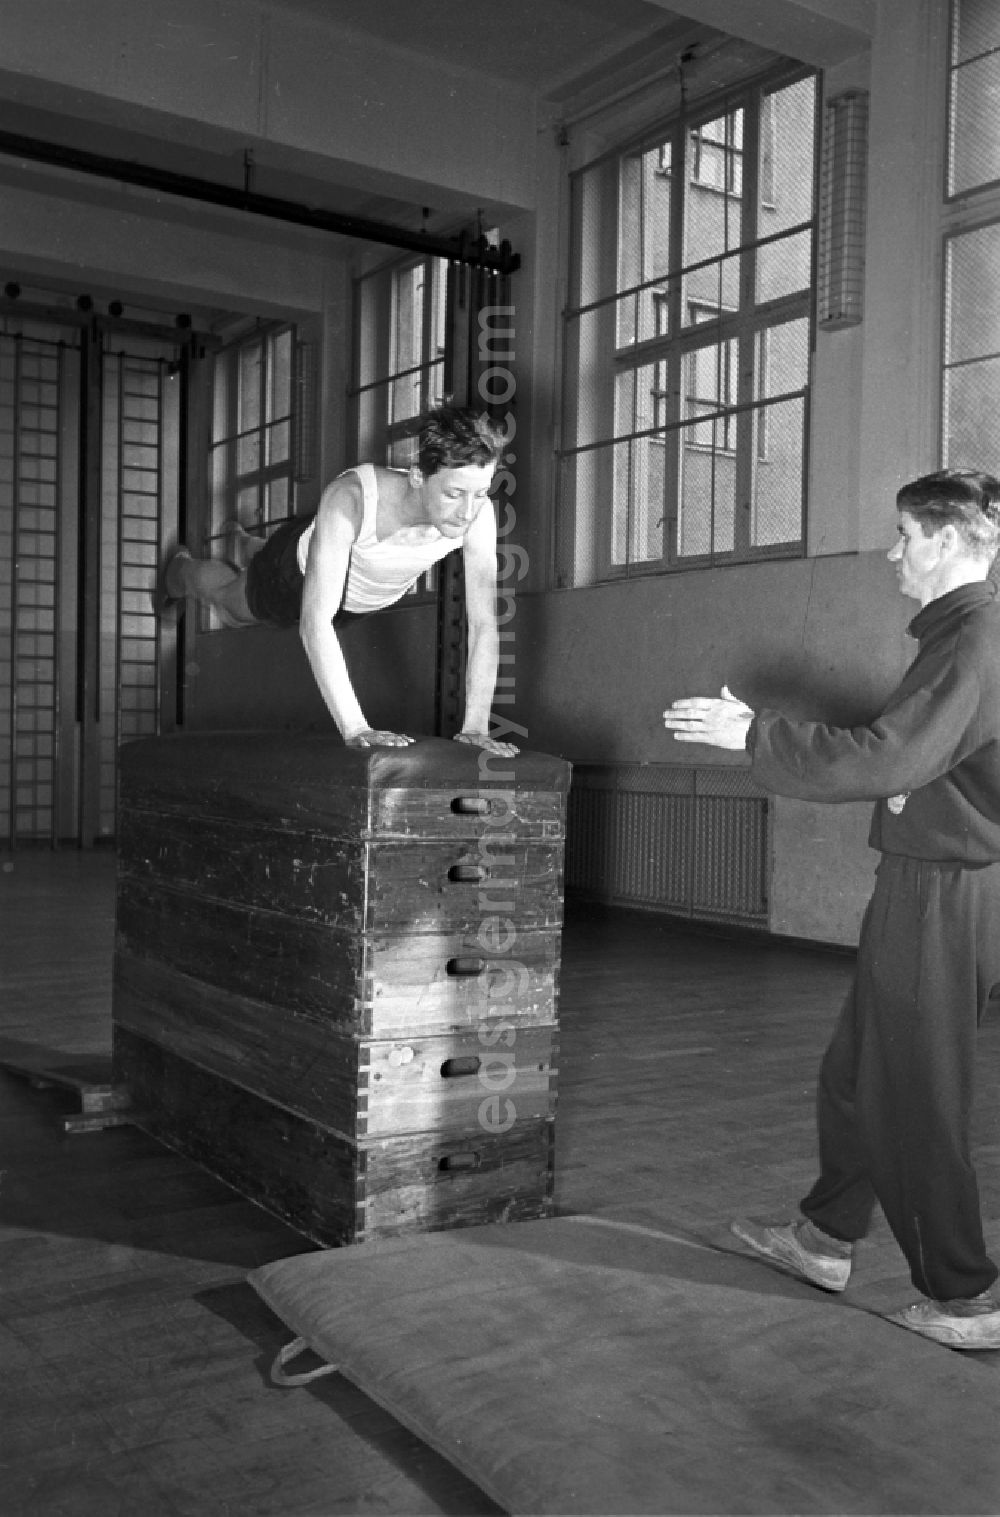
left=897, top=469, right=1000, bottom=560
left=415, top=404, right=506, bottom=476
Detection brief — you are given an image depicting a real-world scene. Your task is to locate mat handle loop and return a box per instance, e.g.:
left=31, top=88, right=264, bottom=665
left=270, top=1336, right=340, bottom=1388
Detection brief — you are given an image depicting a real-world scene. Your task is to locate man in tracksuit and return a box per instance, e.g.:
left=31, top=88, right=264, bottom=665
left=663, top=468, right=1000, bottom=1350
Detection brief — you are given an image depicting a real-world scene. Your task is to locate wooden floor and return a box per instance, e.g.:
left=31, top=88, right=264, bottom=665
left=2, top=851, right=1000, bottom=1515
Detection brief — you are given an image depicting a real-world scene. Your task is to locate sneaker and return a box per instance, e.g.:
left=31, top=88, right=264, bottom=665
left=730, top=1217, right=853, bottom=1293
left=154, top=545, right=191, bottom=615
left=886, top=1293, right=1000, bottom=1350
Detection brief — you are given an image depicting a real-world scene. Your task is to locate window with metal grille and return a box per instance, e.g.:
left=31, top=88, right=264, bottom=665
left=353, top=256, right=448, bottom=464
left=943, top=1, right=1000, bottom=474
left=948, top=0, right=1000, bottom=199
left=558, top=69, right=817, bottom=585
left=210, top=324, right=297, bottom=534
left=351, top=255, right=449, bottom=598
left=205, top=323, right=315, bottom=627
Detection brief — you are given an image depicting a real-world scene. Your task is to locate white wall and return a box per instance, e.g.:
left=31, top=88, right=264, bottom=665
left=856, top=0, right=951, bottom=544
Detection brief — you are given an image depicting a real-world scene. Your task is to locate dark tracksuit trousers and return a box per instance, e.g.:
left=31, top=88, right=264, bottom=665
left=799, top=853, right=1000, bottom=1302
left=749, top=583, right=1000, bottom=1306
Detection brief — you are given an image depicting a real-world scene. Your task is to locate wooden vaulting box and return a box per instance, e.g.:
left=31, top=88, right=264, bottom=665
left=112, top=733, right=571, bottom=1245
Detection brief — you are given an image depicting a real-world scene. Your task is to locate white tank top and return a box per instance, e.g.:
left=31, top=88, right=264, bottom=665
left=296, top=463, right=458, bottom=613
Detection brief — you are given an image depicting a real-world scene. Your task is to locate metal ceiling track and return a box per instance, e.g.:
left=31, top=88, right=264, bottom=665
left=0, top=128, right=520, bottom=275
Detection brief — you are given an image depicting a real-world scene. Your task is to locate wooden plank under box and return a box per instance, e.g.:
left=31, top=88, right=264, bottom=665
left=112, top=732, right=571, bottom=1244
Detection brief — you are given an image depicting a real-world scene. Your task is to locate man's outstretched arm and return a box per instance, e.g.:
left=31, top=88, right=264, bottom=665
left=299, top=479, right=413, bottom=748
left=456, top=504, right=519, bottom=757
left=663, top=686, right=755, bottom=749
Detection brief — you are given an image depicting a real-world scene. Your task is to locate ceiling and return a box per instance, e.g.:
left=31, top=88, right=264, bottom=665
left=265, top=0, right=693, bottom=98
left=0, top=0, right=701, bottom=328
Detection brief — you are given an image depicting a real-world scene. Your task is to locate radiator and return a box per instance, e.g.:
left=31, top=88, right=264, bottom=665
left=566, top=764, right=770, bottom=927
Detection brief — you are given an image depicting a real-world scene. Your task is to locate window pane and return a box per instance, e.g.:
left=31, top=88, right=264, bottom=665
left=677, top=429, right=736, bottom=557
left=685, top=333, right=738, bottom=451
left=758, top=227, right=813, bottom=305
left=682, top=252, right=740, bottom=329
left=391, top=266, right=425, bottom=374
left=943, top=355, right=1000, bottom=470
left=751, top=318, right=807, bottom=546
left=685, top=110, right=743, bottom=260
left=266, top=476, right=289, bottom=521
left=209, top=440, right=227, bottom=514
left=239, top=343, right=262, bottom=433
left=944, top=225, right=1000, bottom=470
left=358, top=254, right=448, bottom=471
left=390, top=370, right=423, bottom=429
left=611, top=365, right=664, bottom=566
left=953, top=0, right=1000, bottom=65
left=237, top=482, right=260, bottom=526
left=388, top=432, right=418, bottom=469
left=617, top=141, right=673, bottom=347
left=950, top=52, right=1000, bottom=194
left=610, top=436, right=665, bottom=567
left=614, top=362, right=659, bottom=440
left=269, top=329, right=292, bottom=420
left=758, top=78, right=816, bottom=235
left=267, top=418, right=290, bottom=467
left=426, top=357, right=446, bottom=409
left=945, top=224, right=1000, bottom=363
left=752, top=396, right=804, bottom=545
left=213, top=358, right=231, bottom=442
left=237, top=430, right=261, bottom=476
left=689, top=112, right=743, bottom=197
left=759, top=315, right=810, bottom=398
left=756, top=78, right=816, bottom=301
left=430, top=260, right=447, bottom=361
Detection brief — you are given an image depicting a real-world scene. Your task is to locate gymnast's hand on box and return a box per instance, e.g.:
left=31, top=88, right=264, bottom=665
left=453, top=731, right=520, bottom=757
left=663, top=685, right=754, bottom=750
left=345, top=728, right=414, bottom=748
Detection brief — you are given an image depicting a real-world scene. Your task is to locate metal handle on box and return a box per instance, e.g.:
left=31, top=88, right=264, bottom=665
left=451, top=796, right=492, bottom=815
left=439, top=1151, right=481, bottom=1171
left=440, top=1055, right=482, bottom=1079
left=447, top=956, right=487, bottom=977
left=447, top=862, right=488, bottom=883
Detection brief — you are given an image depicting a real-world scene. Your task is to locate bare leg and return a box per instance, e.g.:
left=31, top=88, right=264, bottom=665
left=164, top=549, right=258, bottom=628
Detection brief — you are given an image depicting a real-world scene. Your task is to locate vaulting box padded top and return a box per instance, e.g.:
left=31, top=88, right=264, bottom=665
left=117, top=733, right=572, bottom=838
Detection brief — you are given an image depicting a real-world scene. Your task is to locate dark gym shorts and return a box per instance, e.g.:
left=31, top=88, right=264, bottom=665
left=244, top=514, right=360, bottom=629
left=244, top=515, right=313, bottom=626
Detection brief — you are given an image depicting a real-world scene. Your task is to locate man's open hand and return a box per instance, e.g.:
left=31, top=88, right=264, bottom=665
left=663, top=685, right=754, bottom=750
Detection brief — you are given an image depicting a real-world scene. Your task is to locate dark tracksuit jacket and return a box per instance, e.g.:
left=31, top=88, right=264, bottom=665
left=747, top=580, right=1000, bottom=1300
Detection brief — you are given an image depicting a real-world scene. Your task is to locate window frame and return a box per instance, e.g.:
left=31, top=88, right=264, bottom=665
left=203, top=320, right=313, bottom=631
left=351, top=254, right=448, bottom=467
left=557, top=63, right=818, bottom=587
left=940, top=1, right=1000, bottom=473
left=349, top=253, right=450, bottom=603
left=209, top=322, right=297, bottom=539
left=946, top=0, right=1000, bottom=204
